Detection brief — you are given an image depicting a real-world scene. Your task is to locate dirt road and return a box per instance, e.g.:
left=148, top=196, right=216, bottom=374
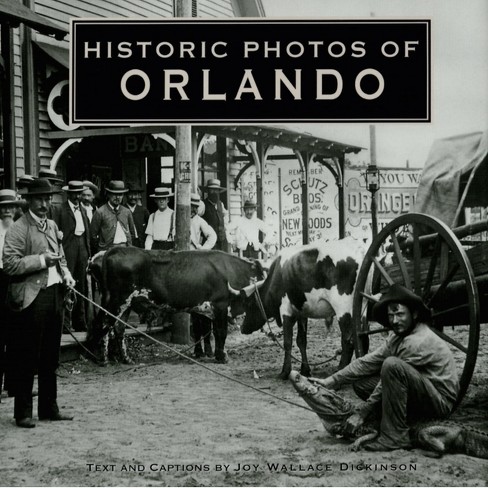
left=1, top=320, right=487, bottom=487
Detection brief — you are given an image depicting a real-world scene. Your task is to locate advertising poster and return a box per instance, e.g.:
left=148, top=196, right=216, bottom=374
left=0, top=1, right=487, bottom=487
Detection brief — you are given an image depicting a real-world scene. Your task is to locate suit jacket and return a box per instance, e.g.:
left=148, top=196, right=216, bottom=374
left=2, top=212, right=70, bottom=311
left=125, top=204, right=149, bottom=248
left=53, top=202, right=91, bottom=260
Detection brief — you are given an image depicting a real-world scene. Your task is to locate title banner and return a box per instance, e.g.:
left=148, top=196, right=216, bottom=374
left=71, top=19, right=430, bottom=124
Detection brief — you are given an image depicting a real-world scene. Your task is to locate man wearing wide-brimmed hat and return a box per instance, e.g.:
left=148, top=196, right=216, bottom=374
left=2, top=179, right=76, bottom=428
left=311, top=283, right=459, bottom=452
left=228, top=199, right=271, bottom=259
left=124, top=185, right=149, bottom=248
left=53, top=181, right=91, bottom=332
left=0, top=189, right=20, bottom=401
left=145, top=188, right=174, bottom=250
left=190, top=193, right=216, bottom=250
left=90, top=180, right=136, bottom=253
left=202, top=178, right=229, bottom=252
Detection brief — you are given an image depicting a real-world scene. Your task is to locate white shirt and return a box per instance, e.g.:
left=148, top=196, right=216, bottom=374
left=28, top=210, right=62, bottom=286
left=230, top=215, right=269, bottom=251
left=68, top=200, right=85, bottom=236
left=145, top=208, right=174, bottom=250
left=0, top=219, right=11, bottom=268
left=108, top=203, right=128, bottom=245
left=191, top=215, right=217, bottom=250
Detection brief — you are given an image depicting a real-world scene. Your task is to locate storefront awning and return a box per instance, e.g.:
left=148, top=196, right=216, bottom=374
left=0, top=0, right=67, bottom=39
left=46, top=124, right=364, bottom=159
left=200, top=125, right=364, bottom=158
left=34, top=40, right=69, bottom=68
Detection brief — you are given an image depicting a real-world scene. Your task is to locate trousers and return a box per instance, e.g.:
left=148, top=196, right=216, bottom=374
left=8, top=285, right=63, bottom=419
left=353, top=357, right=451, bottom=448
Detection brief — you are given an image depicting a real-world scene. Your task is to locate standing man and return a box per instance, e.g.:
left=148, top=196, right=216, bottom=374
left=38, top=168, right=64, bottom=219
left=0, top=189, right=20, bottom=400
left=202, top=178, right=229, bottom=252
left=80, top=181, right=98, bottom=222
left=90, top=180, right=136, bottom=253
left=145, top=188, right=174, bottom=250
left=190, top=193, right=217, bottom=250
left=53, top=181, right=91, bottom=332
left=312, top=284, right=459, bottom=451
left=229, top=200, right=270, bottom=259
left=2, top=179, right=75, bottom=428
left=125, top=186, right=149, bottom=248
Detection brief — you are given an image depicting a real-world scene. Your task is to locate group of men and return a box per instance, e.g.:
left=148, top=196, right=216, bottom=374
left=0, top=168, right=460, bottom=458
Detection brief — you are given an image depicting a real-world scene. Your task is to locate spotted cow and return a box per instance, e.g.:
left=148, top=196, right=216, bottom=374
left=229, top=237, right=365, bottom=379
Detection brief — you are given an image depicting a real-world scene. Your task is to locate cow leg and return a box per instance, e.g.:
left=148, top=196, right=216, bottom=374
left=213, top=306, right=228, bottom=364
left=203, top=318, right=213, bottom=358
left=296, top=318, right=311, bottom=377
left=338, top=313, right=354, bottom=370
left=115, top=308, right=133, bottom=364
left=192, top=314, right=204, bottom=358
left=100, top=330, right=110, bottom=366
left=279, top=315, right=297, bottom=380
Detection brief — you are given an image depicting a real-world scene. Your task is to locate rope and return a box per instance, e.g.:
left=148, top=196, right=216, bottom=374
left=68, top=286, right=319, bottom=415
left=252, top=284, right=340, bottom=367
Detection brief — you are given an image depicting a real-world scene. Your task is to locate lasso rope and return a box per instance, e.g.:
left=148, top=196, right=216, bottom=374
left=68, top=286, right=320, bottom=414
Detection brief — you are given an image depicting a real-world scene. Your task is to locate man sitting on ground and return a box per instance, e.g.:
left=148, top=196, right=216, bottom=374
left=312, top=284, right=459, bottom=451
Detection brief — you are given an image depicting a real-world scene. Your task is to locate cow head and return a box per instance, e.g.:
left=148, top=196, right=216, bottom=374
left=87, top=250, right=106, bottom=285
left=228, top=278, right=268, bottom=334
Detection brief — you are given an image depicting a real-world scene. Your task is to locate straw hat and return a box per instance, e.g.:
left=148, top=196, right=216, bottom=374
left=205, top=178, right=226, bottom=192
left=0, top=189, right=19, bottom=206
left=62, top=181, right=86, bottom=193
left=150, top=187, right=174, bottom=198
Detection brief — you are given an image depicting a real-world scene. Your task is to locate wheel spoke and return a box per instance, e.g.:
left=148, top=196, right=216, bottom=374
left=390, top=231, right=412, bottom=289
left=431, top=303, right=468, bottom=318
left=373, top=257, right=395, bottom=286
left=359, top=291, right=380, bottom=303
left=423, top=235, right=441, bottom=300
left=429, top=327, right=468, bottom=354
left=426, top=262, right=460, bottom=307
left=412, top=224, right=421, bottom=295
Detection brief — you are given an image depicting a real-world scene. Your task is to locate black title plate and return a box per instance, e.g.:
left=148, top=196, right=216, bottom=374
left=71, top=19, right=430, bottom=124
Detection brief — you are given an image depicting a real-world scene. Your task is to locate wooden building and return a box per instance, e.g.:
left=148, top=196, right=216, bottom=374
left=1, top=0, right=364, bottom=241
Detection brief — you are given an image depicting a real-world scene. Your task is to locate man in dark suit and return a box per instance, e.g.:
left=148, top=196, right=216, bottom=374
left=125, top=186, right=149, bottom=248
left=3, top=178, right=75, bottom=428
left=53, top=181, right=91, bottom=332
left=202, top=178, right=229, bottom=252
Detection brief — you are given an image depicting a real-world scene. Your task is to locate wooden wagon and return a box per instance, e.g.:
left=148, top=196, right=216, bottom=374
left=352, top=131, right=488, bottom=406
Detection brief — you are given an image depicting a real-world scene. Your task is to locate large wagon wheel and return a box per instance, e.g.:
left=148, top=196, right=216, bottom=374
left=352, top=213, right=480, bottom=406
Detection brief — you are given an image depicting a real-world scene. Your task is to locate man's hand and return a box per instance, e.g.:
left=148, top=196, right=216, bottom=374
left=64, top=274, right=76, bottom=288
left=343, top=412, right=366, bottom=436
left=42, top=251, right=62, bottom=267
left=309, top=377, right=336, bottom=389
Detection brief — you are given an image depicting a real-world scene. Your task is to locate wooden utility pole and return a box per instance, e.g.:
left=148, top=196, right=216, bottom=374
left=369, top=125, right=379, bottom=240
left=171, top=0, right=193, bottom=344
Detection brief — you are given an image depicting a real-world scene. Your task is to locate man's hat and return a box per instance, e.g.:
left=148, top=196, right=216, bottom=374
left=0, top=189, right=19, bottom=206
left=62, top=180, right=86, bottom=193
left=105, top=180, right=129, bottom=194
left=190, top=192, right=201, bottom=206
left=82, top=180, right=98, bottom=193
left=243, top=199, right=257, bottom=209
left=38, top=168, right=64, bottom=184
left=17, top=174, right=36, bottom=188
left=23, top=178, right=61, bottom=196
left=150, top=187, right=174, bottom=198
left=205, top=178, right=226, bottom=192
left=372, top=283, right=431, bottom=328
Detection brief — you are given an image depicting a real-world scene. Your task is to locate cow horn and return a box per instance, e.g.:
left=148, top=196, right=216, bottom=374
left=241, top=279, right=266, bottom=298
left=227, top=282, right=240, bottom=296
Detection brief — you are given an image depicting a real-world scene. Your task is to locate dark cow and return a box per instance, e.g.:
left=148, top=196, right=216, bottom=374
left=88, top=246, right=265, bottom=364
left=229, top=238, right=365, bottom=379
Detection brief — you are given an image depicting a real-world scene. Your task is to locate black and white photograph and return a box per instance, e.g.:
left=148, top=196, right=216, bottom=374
left=0, top=0, right=487, bottom=486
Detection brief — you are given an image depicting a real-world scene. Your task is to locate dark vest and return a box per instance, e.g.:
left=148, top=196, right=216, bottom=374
left=203, top=199, right=227, bottom=246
